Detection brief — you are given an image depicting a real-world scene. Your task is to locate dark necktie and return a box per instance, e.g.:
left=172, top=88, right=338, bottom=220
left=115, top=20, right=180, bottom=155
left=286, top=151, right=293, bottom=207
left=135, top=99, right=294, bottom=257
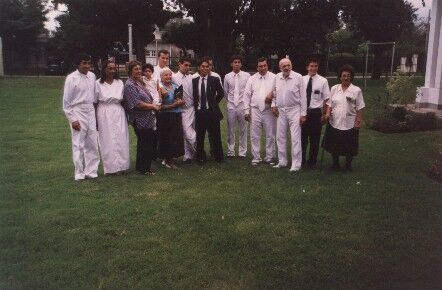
left=201, top=77, right=207, bottom=111
left=306, top=77, right=312, bottom=108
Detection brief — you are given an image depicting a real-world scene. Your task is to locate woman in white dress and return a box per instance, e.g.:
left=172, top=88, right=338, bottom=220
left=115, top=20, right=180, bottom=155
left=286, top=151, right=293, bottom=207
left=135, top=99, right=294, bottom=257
left=96, top=60, right=130, bottom=174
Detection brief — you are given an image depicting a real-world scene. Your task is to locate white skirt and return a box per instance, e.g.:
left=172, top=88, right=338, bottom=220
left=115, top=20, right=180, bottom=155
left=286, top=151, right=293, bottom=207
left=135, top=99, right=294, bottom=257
left=97, top=103, right=130, bottom=174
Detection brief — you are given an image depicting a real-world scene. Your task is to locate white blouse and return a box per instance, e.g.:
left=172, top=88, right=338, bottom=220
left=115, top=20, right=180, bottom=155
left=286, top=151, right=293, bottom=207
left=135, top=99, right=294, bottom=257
left=95, top=79, right=124, bottom=104
left=327, top=84, right=365, bottom=130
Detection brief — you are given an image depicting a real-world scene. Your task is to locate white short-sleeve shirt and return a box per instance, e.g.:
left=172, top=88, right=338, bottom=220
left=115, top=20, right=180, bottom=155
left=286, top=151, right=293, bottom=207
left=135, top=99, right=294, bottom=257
left=327, top=84, right=365, bottom=130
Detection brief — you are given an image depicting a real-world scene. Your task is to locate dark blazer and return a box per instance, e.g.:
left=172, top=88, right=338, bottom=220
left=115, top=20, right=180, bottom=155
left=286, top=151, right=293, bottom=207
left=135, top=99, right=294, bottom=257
left=193, top=75, right=224, bottom=121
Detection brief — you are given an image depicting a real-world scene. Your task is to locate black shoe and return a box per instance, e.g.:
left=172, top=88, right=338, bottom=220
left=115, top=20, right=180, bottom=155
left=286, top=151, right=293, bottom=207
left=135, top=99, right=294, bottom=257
left=183, top=159, right=192, bottom=164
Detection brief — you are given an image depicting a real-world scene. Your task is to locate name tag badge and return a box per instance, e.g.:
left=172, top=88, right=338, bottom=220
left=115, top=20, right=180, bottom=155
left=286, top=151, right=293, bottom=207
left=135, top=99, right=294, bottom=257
left=314, top=90, right=320, bottom=94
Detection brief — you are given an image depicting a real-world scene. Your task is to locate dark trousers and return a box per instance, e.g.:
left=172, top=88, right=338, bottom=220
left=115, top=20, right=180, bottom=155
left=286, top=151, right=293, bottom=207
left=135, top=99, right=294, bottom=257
left=195, top=110, right=223, bottom=162
left=301, top=108, right=323, bottom=165
left=133, top=126, right=155, bottom=173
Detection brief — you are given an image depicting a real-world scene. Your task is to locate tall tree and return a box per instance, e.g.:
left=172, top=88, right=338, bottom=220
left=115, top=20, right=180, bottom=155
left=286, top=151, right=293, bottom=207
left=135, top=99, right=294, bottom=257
left=52, top=0, right=176, bottom=69
left=340, top=0, right=416, bottom=79
left=164, top=0, right=339, bottom=74
left=164, top=0, right=252, bottom=74
left=0, top=0, right=47, bottom=73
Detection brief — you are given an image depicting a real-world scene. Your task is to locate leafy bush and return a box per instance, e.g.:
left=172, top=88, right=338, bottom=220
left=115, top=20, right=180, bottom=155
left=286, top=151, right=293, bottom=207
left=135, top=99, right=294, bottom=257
left=386, top=70, right=419, bottom=105
left=366, top=105, right=439, bottom=133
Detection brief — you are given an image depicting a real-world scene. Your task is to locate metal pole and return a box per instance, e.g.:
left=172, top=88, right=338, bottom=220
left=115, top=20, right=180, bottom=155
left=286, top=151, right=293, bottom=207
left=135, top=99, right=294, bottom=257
left=365, top=44, right=369, bottom=88
left=390, top=42, right=396, bottom=77
left=128, top=24, right=134, bottom=61
left=0, top=37, right=4, bottom=76
left=155, top=40, right=158, bottom=65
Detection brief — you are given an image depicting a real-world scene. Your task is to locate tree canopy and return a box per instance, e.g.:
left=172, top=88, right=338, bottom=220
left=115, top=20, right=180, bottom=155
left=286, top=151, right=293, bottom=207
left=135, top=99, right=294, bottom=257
left=52, top=0, right=178, bottom=69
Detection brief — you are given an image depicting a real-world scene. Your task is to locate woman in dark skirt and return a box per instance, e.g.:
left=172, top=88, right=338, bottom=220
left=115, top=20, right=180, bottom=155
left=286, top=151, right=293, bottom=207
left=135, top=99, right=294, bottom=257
left=157, top=68, right=185, bottom=169
left=123, top=61, right=161, bottom=175
left=322, top=65, right=365, bottom=171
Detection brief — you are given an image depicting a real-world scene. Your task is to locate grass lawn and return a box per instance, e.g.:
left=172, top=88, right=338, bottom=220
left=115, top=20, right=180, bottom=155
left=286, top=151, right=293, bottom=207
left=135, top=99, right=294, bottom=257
left=0, top=76, right=441, bottom=289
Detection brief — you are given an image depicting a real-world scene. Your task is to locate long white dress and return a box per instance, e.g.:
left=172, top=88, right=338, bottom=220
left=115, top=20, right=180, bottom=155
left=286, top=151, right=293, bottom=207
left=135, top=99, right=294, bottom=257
left=95, top=79, right=130, bottom=174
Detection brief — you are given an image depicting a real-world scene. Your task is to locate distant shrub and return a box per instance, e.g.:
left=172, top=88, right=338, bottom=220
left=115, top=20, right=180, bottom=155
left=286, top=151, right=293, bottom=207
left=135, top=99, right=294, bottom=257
left=366, top=105, right=439, bottom=133
left=386, top=70, right=418, bottom=105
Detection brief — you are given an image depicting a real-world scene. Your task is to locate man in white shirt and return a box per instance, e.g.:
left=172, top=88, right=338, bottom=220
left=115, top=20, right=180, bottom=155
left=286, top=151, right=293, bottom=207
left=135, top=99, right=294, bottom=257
left=302, top=59, right=330, bottom=167
left=223, top=55, right=251, bottom=157
left=63, top=53, right=100, bottom=180
left=192, top=56, right=222, bottom=87
left=172, top=56, right=196, bottom=163
left=271, top=58, right=307, bottom=172
left=153, top=49, right=170, bottom=81
left=244, top=57, right=277, bottom=166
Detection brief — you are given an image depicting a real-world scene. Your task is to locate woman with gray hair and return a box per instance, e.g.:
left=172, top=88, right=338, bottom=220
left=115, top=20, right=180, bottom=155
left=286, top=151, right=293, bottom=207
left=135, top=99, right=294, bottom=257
left=157, top=68, right=185, bottom=169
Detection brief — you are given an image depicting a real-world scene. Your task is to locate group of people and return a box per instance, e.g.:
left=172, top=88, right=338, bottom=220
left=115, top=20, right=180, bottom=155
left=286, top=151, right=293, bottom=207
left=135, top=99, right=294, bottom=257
left=62, top=50, right=365, bottom=180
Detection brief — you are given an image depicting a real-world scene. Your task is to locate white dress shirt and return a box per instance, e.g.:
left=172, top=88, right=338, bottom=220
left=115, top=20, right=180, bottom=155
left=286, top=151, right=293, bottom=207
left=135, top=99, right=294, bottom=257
left=243, top=71, right=276, bottom=114
left=327, top=84, right=365, bottom=130
left=63, top=70, right=97, bottom=123
left=153, top=65, right=169, bottom=81
left=223, top=70, right=251, bottom=109
left=302, top=73, right=330, bottom=109
left=272, top=70, right=307, bottom=116
left=192, top=71, right=223, bottom=87
left=197, top=74, right=209, bottom=110
left=172, top=71, right=193, bottom=108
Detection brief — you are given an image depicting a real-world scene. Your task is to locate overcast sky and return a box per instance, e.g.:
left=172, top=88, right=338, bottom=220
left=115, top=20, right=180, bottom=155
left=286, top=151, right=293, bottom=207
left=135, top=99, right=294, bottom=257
left=44, top=0, right=433, bottom=32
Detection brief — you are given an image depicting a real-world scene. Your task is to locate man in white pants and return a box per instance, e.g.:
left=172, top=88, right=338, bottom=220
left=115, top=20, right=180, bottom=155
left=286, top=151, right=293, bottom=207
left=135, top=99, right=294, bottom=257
left=63, top=53, right=100, bottom=180
left=271, top=58, right=307, bottom=172
left=172, top=56, right=196, bottom=163
left=223, top=55, right=250, bottom=157
left=244, top=57, right=277, bottom=166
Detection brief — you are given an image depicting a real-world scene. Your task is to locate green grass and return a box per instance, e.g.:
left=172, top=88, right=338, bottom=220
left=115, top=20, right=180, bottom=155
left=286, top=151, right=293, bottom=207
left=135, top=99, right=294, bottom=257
left=0, top=76, right=441, bottom=289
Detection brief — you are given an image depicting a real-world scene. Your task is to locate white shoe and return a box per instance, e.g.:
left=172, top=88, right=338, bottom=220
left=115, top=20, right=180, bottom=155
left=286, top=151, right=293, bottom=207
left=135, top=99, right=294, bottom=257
left=272, top=164, right=286, bottom=169
left=289, top=167, right=301, bottom=172
left=251, top=161, right=260, bottom=166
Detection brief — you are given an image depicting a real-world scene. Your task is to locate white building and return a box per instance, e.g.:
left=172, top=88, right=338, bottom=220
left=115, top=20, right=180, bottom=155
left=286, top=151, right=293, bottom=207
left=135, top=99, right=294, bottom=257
left=145, top=26, right=195, bottom=67
left=417, top=0, right=442, bottom=109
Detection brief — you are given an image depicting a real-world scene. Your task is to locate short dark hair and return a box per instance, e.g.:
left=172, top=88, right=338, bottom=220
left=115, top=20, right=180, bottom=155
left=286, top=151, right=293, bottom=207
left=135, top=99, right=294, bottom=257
left=257, top=57, right=268, bottom=64
left=337, top=64, right=355, bottom=82
left=158, top=50, right=169, bottom=57
left=142, top=63, right=154, bottom=73
left=127, top=60, right=142, bottom=77
left=198, top=56, right=211, bottom=67
left=75, top=53, right=91, bottom=66
left=178, top=56, right=192, bottom=64
left=230, top=55, right=243, bottom=63
left=306, top=58, right=319, bottom=66
left=99, top=60, right=119, bottom=83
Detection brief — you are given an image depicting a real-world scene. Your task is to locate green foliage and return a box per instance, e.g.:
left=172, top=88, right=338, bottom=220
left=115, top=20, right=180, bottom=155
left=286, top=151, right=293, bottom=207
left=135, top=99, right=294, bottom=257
left=386, top=70, right=419, bottom=105
left=340, top=0, right=416, bottom=79
left=51, top=0, right=178, bottom=68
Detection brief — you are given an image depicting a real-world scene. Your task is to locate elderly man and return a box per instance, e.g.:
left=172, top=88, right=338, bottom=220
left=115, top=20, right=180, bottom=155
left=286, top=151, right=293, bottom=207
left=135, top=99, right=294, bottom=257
left=223, top=55, right=251, bottom=157
left=172, top=56, right=196, bottom=163
left=63, top=53, right=100, bottom=180
left=244, top=57, right=277, bottom=166
left=272, top=58, right=307, bottom=172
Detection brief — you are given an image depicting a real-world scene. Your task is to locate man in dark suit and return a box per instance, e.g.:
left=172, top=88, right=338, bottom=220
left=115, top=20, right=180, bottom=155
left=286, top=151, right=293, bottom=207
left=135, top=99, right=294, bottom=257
left=193, top=56, right=225, bottom=163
